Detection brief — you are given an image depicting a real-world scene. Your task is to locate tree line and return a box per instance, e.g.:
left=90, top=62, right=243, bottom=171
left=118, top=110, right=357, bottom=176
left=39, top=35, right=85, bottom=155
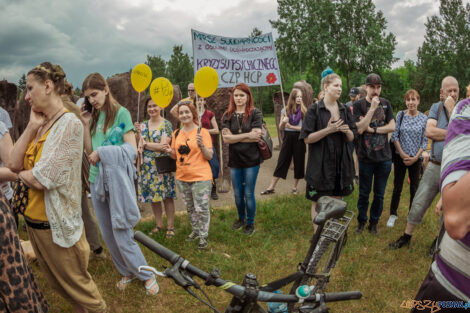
left=15, top=0, right=469, bottom=114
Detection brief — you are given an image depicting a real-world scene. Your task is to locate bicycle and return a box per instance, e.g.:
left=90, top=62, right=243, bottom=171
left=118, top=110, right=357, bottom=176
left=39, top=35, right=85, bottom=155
left=134, top=196, right=360, bottom=313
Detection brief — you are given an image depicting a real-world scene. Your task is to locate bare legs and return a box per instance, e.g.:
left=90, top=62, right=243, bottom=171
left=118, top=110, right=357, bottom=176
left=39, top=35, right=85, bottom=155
left=151, top=198, right=175, bottom=230
left=265, top=177, right=300, bottom=192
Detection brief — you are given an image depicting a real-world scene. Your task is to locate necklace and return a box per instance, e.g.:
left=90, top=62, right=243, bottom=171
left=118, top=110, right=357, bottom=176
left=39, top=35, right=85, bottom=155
left=46, top=107, right=65, bottom=124
left=35, top=107, right=65, bottom=142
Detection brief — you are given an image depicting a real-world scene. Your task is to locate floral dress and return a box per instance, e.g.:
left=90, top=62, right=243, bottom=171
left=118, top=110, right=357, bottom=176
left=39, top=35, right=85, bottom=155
left=138, top=119, right=176, bottom=202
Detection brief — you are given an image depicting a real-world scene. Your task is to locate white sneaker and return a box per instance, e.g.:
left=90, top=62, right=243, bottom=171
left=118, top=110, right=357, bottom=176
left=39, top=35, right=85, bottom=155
left=387, top=215, right=397, bottom=228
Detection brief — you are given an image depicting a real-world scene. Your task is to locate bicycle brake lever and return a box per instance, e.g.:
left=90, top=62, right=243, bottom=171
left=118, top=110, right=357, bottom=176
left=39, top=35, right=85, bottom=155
left=138, top=265, right=166, bottom=277
left=164, top=258, right=194, bottom=287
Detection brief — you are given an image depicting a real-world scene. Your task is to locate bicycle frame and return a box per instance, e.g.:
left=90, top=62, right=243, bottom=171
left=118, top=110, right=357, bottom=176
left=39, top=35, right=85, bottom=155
left=134, top=197, right=359, bottom=313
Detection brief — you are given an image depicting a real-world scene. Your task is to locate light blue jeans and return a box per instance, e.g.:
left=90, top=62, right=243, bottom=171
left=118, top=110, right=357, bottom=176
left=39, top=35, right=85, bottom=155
left=230, top=165, right=260, bottom=225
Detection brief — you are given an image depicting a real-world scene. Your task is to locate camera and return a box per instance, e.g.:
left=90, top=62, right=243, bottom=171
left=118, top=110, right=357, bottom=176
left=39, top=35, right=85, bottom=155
left=178, top=145, right=191, bottom=155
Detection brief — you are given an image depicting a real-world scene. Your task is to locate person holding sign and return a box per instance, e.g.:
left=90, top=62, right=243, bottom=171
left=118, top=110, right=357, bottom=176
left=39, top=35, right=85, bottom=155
left=261, top=88, right=307, bottom=195
left=222, top=83, right=263, bottom=236
left=163, top=101, right=213, bottom=249
left=300, top=73, right=356, bottom=231
left=196, top=96, right=220, bottom=200
left=135, top=98, right=176, bottom=237
left=80, top=73, right=159, bottom=296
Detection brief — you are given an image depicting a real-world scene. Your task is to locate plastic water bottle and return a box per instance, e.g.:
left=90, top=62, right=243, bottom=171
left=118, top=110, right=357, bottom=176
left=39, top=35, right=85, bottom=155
left=295, top=285, right=315, bottom=299
left=102, top=123, right=125, bottom=146
left=267, top=290, right=288, bottom=313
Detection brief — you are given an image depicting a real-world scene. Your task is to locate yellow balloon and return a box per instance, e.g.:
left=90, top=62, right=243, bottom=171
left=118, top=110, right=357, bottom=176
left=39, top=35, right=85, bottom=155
left=131, top=63, right=152, bottom=92
left=149, top=77, right=173, bottom=108
left=194, top=67, right=219, bottom=98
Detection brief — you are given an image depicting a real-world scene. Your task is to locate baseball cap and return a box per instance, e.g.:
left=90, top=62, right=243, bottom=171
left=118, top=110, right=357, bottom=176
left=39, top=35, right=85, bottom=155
left=365, top=74, right=382, bottom=86
left=349, top=87, right=360, bottom=97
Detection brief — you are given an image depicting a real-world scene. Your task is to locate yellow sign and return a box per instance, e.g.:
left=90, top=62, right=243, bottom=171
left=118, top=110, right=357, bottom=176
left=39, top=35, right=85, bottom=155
left=149, top=77, right=173, bottom=108
left=131, top=63, right=152, bottom=92
left=194, top=66, right=219, bottom=98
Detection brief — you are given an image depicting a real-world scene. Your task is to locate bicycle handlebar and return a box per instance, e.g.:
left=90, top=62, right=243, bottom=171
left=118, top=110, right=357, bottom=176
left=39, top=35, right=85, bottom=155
left=134, top=231, right=362, bottom=304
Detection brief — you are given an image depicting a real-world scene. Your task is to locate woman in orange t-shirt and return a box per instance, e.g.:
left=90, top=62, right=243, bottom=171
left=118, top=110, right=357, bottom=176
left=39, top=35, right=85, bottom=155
left=164, top=100, right=213, bottom=249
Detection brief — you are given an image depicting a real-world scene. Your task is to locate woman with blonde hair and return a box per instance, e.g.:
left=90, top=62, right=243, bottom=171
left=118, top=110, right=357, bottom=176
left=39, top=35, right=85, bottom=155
left=261, top=88, right=307, bottom=195
left=300, top=73, right=356, bottom=228
left=8, top=62, right=106, bottom=312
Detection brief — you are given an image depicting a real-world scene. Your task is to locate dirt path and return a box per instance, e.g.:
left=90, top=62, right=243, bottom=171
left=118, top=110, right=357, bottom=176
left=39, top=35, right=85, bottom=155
left=137, top=141, right=307, bottom=219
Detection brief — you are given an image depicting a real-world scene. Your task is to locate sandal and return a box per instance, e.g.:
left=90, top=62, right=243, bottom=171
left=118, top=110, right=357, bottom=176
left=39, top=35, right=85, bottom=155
left=260, top=189, right=275, bottom=195
left=116, top=275, right=137, bottom=291
left=149, top=226, right=162, bottom=235
left=292, top=188, right=298, bottom=195
left=145, top=275, right=159, bottom=296
left=166, top=228, right=175, bottom=238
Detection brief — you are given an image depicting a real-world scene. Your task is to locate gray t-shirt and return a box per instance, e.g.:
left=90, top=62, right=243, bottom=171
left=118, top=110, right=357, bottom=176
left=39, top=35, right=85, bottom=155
left=281, top=108, right=303, bottom=131
left=428, top=101, right=450, bottom=163
left=0, top=107, right=12, bottom=129
left=0, top=121, right=12, bottom=199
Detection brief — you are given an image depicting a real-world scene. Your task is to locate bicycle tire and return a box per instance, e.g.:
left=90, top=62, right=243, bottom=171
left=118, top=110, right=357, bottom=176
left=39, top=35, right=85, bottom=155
left=313, top=233, right=348, bottom=293
left=287, top=237, right=332, bottom=313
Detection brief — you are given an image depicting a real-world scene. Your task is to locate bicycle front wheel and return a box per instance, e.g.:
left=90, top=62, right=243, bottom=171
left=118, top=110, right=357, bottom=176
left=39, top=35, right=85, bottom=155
left=287, top=237, right=332, bottom=312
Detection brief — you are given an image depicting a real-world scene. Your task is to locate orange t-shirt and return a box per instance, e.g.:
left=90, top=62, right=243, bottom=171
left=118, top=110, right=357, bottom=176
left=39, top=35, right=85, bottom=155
left=171, top=127, right=212, bottom=182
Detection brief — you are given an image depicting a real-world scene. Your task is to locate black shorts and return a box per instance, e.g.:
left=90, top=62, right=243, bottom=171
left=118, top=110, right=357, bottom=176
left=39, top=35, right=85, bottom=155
left=306, top=183, right=353, bottom=204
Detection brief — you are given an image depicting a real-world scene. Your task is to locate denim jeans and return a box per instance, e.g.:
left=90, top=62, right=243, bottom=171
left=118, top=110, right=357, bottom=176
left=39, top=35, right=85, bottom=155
left=357, top=160, right=392, bottom=225
left=230, top=165, right=260, bottom=225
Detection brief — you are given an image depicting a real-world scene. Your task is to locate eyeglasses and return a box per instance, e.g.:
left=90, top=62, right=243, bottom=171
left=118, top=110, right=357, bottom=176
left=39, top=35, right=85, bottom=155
left=188, top=89, right=195, bottom=92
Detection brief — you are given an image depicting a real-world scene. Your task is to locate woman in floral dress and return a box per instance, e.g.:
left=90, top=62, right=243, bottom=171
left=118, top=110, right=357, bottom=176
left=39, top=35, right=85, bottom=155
left=136, top=98, right=177, bottom=237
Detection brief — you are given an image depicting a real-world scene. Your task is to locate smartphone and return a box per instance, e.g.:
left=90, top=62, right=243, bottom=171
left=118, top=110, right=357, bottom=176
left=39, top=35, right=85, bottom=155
left=84, top=97, right=93, bottom=113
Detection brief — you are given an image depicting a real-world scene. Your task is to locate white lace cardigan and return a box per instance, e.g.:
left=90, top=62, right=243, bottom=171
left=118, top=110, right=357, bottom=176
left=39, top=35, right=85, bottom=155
left=32, top=113, right=84, bottom=248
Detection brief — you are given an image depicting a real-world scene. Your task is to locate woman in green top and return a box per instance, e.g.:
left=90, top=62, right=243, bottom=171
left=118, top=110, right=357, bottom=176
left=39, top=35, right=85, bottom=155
left=80, top=73, right=158, bottom=296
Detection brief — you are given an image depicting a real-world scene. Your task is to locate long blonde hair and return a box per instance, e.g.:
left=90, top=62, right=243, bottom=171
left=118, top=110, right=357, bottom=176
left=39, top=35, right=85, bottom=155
left=286, top=88, right=307, bottom=118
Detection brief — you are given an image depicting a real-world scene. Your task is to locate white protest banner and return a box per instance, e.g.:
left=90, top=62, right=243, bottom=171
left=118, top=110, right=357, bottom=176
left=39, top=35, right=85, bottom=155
left=192, top=29, right=282, bottom=88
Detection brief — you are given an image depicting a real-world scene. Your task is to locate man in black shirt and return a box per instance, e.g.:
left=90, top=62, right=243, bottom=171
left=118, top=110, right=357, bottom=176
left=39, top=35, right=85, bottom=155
left=353, top=74, right=396, bottom=234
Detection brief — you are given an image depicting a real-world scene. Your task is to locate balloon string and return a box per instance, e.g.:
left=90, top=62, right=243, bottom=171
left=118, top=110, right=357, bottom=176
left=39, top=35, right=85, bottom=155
left=137, top=92, right=141, bottom=123
left=196, top=94, right=202, bottom=130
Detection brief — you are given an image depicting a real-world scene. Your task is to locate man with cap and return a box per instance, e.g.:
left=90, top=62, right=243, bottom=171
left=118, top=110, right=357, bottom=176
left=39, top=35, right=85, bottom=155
left=346, top=87, right=360, bottom=112
left=353, top=74, right=395, bottom=234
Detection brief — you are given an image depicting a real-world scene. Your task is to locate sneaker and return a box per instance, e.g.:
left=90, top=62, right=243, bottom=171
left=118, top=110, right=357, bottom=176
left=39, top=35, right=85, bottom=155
left=198, top=237, right=208, bottom=249
left=368, top=223, right=378, bottom=235
left=185, top=231, right=199, bottom=241
left=355, top=222, right=366, bottom=234
left=386, top=215, right=397, bottom=228
left=232, top=219, right=245, bottom=230
left=388, top=234, right=411, bottom=250
left=244, top=224, right=255, bottom=236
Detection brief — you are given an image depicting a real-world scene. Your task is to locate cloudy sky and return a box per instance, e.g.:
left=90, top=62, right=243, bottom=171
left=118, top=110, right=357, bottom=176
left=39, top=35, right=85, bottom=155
left=0, top=0, right=466, bottom=89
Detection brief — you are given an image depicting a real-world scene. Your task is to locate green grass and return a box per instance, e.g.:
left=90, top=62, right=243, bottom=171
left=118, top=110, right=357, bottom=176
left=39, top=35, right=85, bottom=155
left=264, top=114, right=278, bottom=139
left=28, top=171, right=441, bottom=312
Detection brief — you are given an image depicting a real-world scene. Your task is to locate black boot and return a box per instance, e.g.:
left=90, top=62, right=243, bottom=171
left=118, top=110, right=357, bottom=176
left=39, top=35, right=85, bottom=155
left=211, top=182, right=218, bottom=200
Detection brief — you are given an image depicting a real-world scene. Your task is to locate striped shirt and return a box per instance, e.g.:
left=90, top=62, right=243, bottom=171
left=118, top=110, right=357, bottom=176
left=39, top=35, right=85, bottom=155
left=435, top=97, right=470, bottom=301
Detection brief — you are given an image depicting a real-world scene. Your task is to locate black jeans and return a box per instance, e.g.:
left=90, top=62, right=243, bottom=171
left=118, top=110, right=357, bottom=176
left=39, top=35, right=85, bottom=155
left=390, top=157, right=422, bottom=216
left=273, top=131, right=306, bottom=180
